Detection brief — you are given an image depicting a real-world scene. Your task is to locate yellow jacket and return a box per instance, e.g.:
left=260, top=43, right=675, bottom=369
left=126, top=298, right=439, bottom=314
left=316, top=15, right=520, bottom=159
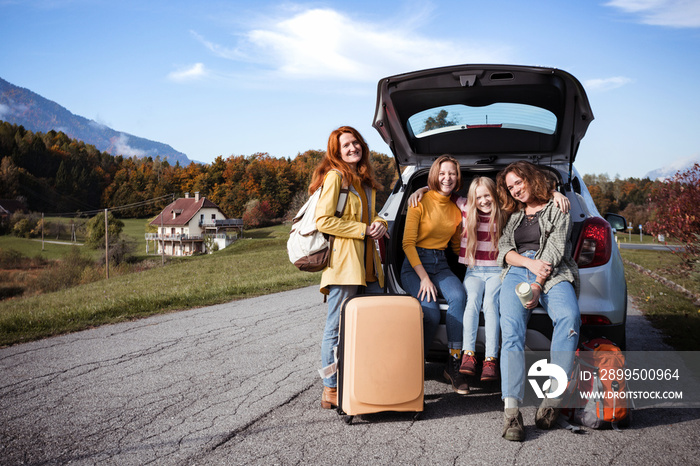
left=315, top=170, right=386, bottom=294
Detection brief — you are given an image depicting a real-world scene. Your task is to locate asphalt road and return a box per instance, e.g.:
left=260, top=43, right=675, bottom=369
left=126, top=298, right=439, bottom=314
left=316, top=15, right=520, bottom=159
left=1, top=286, right=699, bottom=465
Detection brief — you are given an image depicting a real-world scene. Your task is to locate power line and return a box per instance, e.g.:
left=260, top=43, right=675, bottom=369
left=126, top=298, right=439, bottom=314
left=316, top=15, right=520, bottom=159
left=46, top=193, right=175, bottom=217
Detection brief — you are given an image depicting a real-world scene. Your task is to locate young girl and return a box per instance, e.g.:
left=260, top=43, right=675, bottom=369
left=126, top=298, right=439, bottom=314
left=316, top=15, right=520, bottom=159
left=401, top=155, right=469, bottom=395
left=455, top=177, right=505, bottom=381
left=311, top=126, right=388, bottom=410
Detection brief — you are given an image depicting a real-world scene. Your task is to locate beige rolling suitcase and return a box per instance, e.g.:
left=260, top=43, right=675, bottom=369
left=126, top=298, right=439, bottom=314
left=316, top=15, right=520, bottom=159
left=337, top=294, right=424, bottom=423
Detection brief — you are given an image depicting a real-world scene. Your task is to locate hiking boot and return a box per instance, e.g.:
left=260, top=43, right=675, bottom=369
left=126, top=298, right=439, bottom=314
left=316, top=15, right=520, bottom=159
left=444, top=355, right=470, bottom=395
left=321, top=386, right=337, bottom=409
left=502, top=408, right=525, bottom=442
left=459, top=352, right=477, bottom=376
left=480, top=357, right=499, bottom=381
left=535, top=397, right=562, bottom=429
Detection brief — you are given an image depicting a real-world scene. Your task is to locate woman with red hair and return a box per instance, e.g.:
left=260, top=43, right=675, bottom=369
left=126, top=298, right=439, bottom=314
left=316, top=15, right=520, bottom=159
left=310, top=126, right=388, bottom=410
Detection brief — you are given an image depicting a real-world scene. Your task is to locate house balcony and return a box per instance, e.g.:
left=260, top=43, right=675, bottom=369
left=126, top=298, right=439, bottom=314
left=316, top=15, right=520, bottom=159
left=199, top=219, right=244, bottom=228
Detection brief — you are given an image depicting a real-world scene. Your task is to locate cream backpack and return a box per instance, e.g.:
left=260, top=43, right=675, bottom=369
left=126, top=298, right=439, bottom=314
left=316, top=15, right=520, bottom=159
left=287, top=173, right=348, bottom=272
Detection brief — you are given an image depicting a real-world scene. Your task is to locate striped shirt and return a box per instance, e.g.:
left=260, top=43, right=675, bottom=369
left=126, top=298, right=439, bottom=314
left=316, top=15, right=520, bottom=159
left=459, top=212, right=498, bottom=267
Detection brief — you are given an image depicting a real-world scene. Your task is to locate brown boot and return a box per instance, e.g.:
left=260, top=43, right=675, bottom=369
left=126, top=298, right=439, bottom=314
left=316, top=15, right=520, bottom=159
left=321, top=386, right=337, bottom=409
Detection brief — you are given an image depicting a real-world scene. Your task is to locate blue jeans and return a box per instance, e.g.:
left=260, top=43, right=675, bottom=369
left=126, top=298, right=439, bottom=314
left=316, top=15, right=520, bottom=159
left=401, top=248, right=466, bottom=352
left=322, top=281, right=383, bottom=388
left=462, top=266, right=502, bottom=359
left=499, top=251, right=580, bottom=401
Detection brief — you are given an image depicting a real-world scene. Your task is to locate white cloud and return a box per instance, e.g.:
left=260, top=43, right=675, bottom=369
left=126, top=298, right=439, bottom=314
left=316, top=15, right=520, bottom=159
left=584, top=76, right=633, bottom=92
left=605, top=0, right=700, bottom=28
left=114, top=133, right=147, bottom=158
left=89, top=119, right=108, bottom=130
left=194, top=8, right=507, bottom=83
left=190, top=31, right=243, bottom=61
left=0, top=103, right=10, bottom=119
left=0, top=101, right=30, bottom=119
left=167, top=63, right=208, bottom=82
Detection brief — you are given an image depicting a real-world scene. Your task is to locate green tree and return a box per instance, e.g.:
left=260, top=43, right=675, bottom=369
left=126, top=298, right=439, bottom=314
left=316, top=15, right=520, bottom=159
left=85, top=211, right=124, bottom=249
left=423, top=109, right=457, bottom=132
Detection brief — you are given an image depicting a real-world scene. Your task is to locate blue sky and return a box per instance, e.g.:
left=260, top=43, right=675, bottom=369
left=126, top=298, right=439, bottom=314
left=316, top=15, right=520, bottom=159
left=1, top=0, right=699, bottom=178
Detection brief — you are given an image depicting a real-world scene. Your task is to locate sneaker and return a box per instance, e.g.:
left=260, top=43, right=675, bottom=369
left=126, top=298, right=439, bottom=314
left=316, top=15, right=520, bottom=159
left=444, top=355, right=470, bottom=395
left=502, top=408, right=525, bottom=442
left=535, top=397, right=562, bottom=429
left=459, top=352, right=477, bottom=376
left=480, top=358, right=499, bottom=381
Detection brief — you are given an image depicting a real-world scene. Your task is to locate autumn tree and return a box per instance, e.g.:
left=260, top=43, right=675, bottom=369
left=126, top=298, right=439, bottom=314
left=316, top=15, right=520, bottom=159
left=645, top=163, right=700, bottom=258
left=423, top=109, right=457, bottom=132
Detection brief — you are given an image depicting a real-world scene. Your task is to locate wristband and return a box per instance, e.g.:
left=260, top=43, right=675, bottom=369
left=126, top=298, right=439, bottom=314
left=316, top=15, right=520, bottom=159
left=531, top=282, right=542, bottom=291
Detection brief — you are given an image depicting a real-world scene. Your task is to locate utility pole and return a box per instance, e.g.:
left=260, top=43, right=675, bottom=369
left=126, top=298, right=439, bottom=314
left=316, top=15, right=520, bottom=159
left=161, top=209, right=164, bottom=266
left=105, top=209, right=109, bottom=279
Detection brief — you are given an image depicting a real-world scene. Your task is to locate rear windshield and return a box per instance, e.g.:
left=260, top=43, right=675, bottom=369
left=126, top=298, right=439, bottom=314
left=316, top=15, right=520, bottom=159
left=407, top=103, right=556, bottom=139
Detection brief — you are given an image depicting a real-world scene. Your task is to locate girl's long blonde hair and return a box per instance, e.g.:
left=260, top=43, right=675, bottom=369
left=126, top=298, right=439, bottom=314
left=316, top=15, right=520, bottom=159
left=462, top=177, right=505, bottom=267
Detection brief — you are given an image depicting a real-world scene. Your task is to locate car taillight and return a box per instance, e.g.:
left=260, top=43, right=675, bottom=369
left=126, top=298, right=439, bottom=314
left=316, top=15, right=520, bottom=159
left=581, top=315, right=612, bottom=326
left=574, top=217, right=612, bottom=268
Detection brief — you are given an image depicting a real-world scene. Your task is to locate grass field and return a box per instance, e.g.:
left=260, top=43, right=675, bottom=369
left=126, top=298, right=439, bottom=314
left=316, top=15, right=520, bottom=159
left=0, top=224, right=320, bottom=347
left=620, top=248, right=699, bottom=351
left=615, top=232, right=680, bottom=245
left=0, top=217, right=153, bottom=261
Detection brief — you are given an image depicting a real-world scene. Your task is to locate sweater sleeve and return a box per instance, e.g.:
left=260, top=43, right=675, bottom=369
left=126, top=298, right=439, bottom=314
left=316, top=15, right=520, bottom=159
left=449, top=222, right=462, bottom=256
left=402, top=204, right=423, bottom=268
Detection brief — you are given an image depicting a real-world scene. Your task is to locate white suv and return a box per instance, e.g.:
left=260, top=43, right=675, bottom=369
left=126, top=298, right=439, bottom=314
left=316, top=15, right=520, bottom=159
left=371, top=64, right=628, bottom=356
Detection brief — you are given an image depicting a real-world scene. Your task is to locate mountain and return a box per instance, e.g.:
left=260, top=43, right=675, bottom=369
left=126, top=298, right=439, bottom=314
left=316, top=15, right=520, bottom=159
left=0, top=77, right=192, bottom=165
left=645, top=154, right=700, bottom=180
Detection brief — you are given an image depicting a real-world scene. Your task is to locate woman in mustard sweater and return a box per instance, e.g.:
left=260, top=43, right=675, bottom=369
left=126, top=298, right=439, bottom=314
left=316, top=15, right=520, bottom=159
left=401, top=155, right=469, bottom=394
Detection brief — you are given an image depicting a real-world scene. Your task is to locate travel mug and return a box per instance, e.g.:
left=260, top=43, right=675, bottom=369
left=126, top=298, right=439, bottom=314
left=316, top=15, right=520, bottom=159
left=515, top=282, right=533, bottom=308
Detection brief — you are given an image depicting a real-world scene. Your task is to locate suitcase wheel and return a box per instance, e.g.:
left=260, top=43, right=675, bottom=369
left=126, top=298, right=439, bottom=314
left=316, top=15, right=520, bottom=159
left=343, top=415, right=354, bottom=425
left=413, top=411, right=422, bottom=421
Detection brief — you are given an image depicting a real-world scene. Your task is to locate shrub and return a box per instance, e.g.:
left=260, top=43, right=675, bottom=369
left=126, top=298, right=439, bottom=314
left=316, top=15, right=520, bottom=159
left=35, top=247, right=95, bottom=293
left=242, top=199, right=275, bottom=229
left=283, top=190, right=309, bottom=222
left=0, top=248, right=24, bottom=268
left=645, top=163, right=700, bottom=259
left=9, top=212, right=40, bottom=238
left=99, top=240, right=135, bottom=266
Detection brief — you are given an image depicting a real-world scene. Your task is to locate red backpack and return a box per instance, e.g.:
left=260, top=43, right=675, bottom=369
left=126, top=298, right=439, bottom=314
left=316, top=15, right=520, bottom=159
left=562, top=338, right=631, bottom=430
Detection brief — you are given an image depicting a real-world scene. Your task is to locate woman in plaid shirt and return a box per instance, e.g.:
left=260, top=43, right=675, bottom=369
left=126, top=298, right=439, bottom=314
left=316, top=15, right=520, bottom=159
left=496, top=161, right=580, bottom=442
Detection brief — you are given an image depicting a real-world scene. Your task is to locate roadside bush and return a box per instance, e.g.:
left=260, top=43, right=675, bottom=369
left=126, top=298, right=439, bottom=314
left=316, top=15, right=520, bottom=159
left=35, top=247, right=95, bottom=293
left=0, top=248, right=24, bottom=268
left=99, top=240, right=135, bottom=266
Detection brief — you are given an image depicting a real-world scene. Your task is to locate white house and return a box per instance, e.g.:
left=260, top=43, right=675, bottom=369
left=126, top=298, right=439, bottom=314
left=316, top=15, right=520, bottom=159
left=146, top=192, right=243, bottom=256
